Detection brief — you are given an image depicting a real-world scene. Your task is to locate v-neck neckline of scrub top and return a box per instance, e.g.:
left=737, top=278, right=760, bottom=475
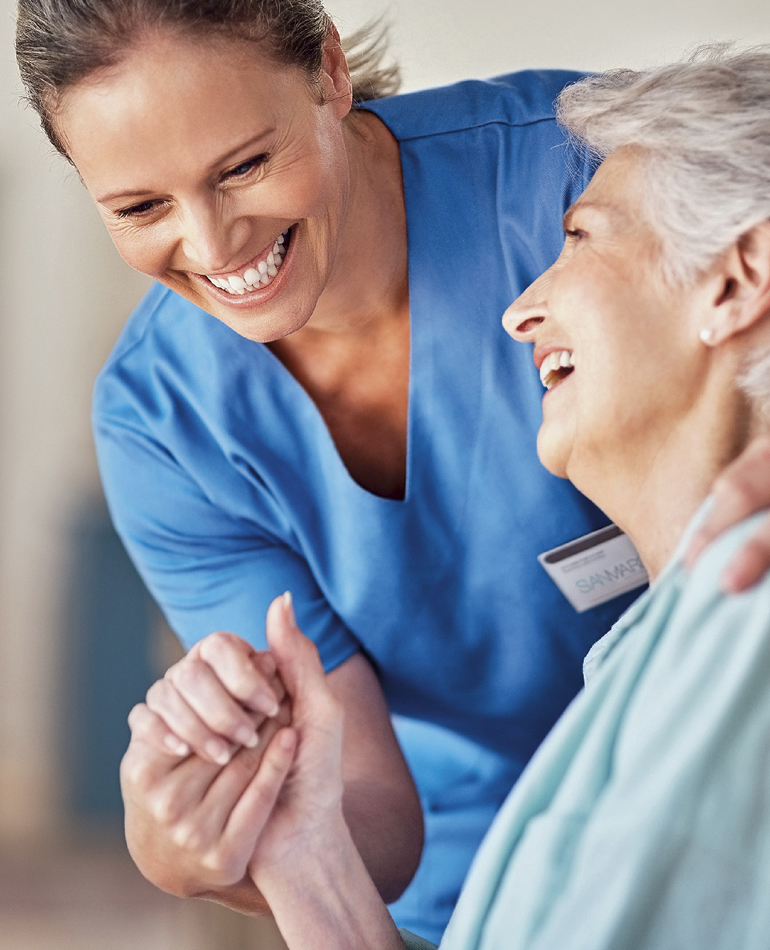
left=260, top=116, right=415, bottom=506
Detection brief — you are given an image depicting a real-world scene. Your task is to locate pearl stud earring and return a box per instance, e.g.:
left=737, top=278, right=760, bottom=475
left=699, top=328, right=715, bottom=344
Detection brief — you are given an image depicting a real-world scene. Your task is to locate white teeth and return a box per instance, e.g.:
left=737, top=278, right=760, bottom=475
left=205, top=227, right=291, bottom=295
left=539, top=350, right=575, bottom=389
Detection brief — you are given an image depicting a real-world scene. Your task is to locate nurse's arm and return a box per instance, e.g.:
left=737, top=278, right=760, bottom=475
left=328, top=652, right=425, bottom=903
left=686, top=434, right=770, bottom=589
left=123, top=647, right=424, bottom=910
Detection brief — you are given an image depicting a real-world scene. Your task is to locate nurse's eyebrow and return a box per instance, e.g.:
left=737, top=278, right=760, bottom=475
left=97, top=127, right=277, bottom=204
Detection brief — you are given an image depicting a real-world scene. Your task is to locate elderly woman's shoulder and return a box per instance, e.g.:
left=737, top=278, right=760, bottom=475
left=654, top=507, right=770, bottom=676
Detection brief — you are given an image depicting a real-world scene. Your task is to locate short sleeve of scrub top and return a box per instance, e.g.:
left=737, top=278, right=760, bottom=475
left=94, top=70, right=641, bottom=943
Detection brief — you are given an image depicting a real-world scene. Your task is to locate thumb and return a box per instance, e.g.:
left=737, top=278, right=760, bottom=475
left=265, top=592, right=327, bottom=705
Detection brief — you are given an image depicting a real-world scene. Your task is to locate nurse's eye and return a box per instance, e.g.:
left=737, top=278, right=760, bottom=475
left=222, top=153, right=269, bottom=181
left=116, top=200, right=162, bottom=219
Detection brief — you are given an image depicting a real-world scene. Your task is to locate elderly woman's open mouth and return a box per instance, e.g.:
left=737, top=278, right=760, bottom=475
left=539, top=349, right=575, bottom=390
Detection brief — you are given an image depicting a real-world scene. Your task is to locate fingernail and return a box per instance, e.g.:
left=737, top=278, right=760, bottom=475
left=283, top=590, right=295, bottom=624
left=259, top=695, right=280, bottom=718
left=206, top=740, right=232, bottom=765
left=164, top=735, right=190, bottom=757
left=236, top=725, right=259, bottom=748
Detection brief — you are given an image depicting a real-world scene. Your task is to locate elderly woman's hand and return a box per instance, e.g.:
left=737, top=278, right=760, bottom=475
left=136, top=631, right=286, bottom=765
left=686, top=435, right=770, bottom=591
left=121, top=681, right=293, bottom=907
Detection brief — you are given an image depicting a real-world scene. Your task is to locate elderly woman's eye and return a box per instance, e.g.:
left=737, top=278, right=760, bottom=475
left=223, top=154, right=269, bottom=180
left=565, top=228, right=586, bottom=240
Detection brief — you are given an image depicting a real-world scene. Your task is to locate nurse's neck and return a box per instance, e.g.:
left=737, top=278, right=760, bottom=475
left=308, top=109, right=409, bottom=338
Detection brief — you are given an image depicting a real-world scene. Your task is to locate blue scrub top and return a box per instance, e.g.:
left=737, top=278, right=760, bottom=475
left=94, top=70, right=640, bottom=942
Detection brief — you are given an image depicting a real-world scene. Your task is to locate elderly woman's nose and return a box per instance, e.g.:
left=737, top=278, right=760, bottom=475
left=503, top=297, right=546, bottom=340
left=503, top=271, right=550, bottom=339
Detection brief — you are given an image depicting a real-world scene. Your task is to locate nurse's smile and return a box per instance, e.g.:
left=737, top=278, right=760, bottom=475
left=198, top=227, right=290, bottom=296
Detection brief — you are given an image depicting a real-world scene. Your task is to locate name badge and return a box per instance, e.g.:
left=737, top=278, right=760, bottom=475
left=538, top=525, right=648, bottom=613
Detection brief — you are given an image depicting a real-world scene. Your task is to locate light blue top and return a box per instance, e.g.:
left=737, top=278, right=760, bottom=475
left=93, top=71, right=641, bottom=940
left=441, top=504, right=770, bottom=950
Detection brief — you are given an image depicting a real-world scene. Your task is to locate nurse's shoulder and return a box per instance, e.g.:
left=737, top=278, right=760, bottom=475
left=362, top=68, right=588, bottom=142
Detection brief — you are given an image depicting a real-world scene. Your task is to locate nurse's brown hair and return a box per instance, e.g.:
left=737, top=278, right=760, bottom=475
left=16, top=0, right=400, bottom=157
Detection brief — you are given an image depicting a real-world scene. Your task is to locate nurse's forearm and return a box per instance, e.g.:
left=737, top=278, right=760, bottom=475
left=342, top=778, right=424, bottom=904
left=254, top=811, right=407, bottom=950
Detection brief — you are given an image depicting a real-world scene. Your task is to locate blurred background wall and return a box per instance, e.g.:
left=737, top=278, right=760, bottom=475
left=0, top=0, right=768, bottom=945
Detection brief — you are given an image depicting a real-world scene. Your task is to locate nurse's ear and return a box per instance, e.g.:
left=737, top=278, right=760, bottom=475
left=318, top=24, right=353, bottom=118
left=698, top=222, right=770, bottom=347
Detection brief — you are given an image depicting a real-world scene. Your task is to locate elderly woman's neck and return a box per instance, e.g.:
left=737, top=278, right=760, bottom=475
left=580, top=391, right=755, bottom=583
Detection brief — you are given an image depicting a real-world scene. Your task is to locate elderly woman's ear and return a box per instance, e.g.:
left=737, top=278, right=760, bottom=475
left=700, top=221, right=770, bottom=347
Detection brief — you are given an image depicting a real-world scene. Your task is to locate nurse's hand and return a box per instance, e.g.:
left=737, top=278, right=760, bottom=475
left=137, top=631, right=286, bottom=766
left=687, top=435, right=770, bottom=591
left=121, top=689, right=293, bottom=908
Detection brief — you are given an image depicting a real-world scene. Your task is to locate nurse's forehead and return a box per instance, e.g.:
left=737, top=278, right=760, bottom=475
left=56, top=32, right=296, bottom=157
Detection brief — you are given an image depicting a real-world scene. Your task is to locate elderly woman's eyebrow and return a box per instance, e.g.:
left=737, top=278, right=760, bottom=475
left=563, top=201, right=625, bottom=231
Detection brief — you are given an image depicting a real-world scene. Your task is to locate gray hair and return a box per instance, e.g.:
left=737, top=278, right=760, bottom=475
left=556, top=45, right=770, bottom=415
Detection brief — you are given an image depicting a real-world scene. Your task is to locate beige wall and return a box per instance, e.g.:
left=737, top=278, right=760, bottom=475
left=0, top=0, right=768, bottom=839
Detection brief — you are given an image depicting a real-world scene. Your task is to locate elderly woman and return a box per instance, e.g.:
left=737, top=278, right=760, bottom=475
left=157, top=47, right=770, bottom=949
left=15, top=1, right=770, bottom=939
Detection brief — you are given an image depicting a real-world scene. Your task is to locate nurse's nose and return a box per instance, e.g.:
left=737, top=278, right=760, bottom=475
left=177, top=197, right=247, bottom=274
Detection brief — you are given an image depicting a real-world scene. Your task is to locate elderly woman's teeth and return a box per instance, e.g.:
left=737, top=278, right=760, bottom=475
left=207, top=229, right=289, bottom=294
left=540, top=350, right=575, bottom=389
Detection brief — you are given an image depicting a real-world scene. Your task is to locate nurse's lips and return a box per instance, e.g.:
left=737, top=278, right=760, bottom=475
left=535, top=346, right=575, bottom=390
left=195, top=227, right=292, bottom=296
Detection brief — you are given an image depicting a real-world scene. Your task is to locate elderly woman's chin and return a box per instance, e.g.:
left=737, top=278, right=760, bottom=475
left=536, top=416, right=573, bottom=480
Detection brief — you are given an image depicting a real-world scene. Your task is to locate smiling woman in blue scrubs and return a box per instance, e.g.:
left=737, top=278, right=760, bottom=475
left=14, top=0, right=667, bottom=940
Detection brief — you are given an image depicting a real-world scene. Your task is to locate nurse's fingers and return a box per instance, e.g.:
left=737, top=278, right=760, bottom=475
left=686, top=435, right=770, bottom=589
left=128, top=702, right=191, bottom=759
left=146, top=675, right=238, bottom=766
left=177, top=715, right=289, bottom=860
left=193, top=632, right=286, bottom=713
left=167, top=652, right=277, bottom=755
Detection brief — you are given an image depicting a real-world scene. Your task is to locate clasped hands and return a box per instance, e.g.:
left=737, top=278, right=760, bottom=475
left=121, top=592, right=343, bottom=913
left=121, top=434, right=770, bottom=913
